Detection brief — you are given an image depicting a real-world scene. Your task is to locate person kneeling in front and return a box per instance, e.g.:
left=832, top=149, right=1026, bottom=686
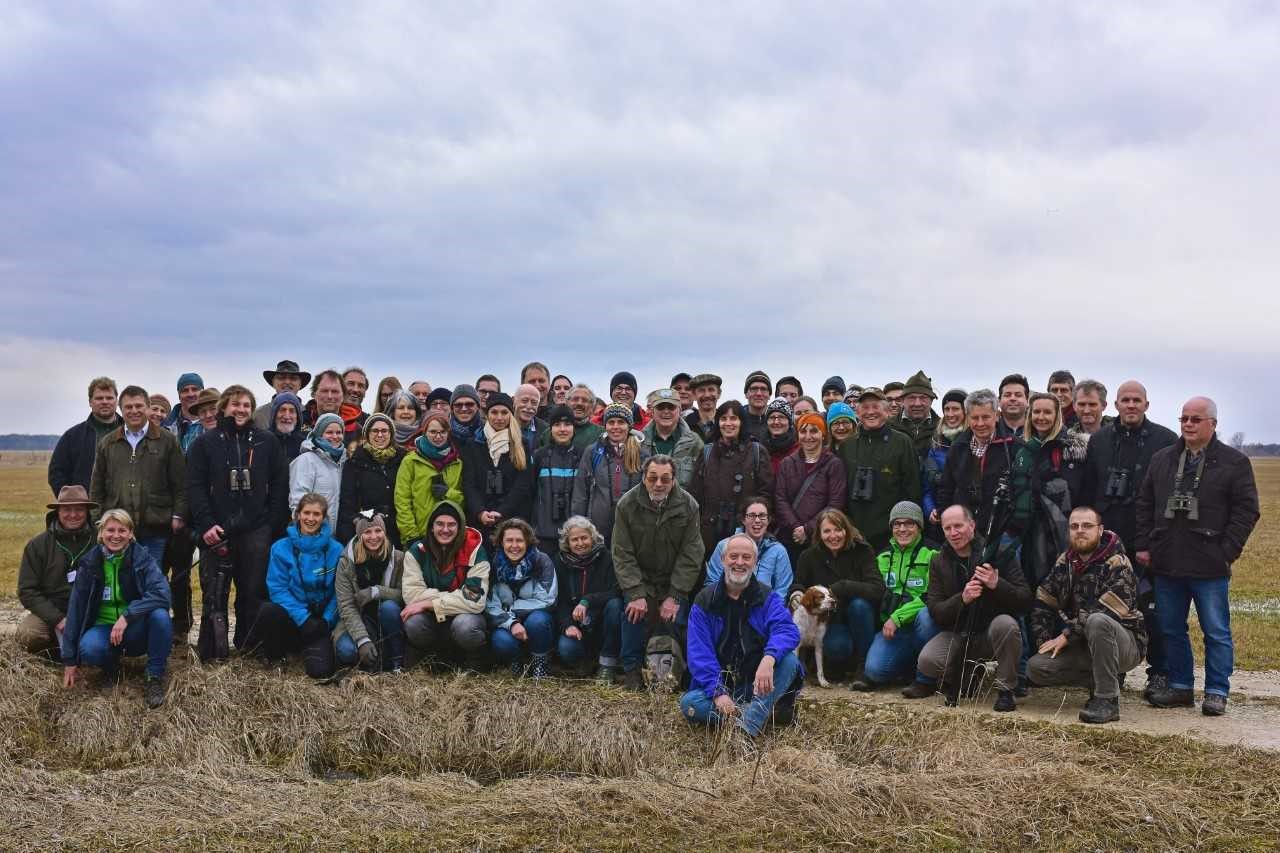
left=1027, top=506, right=1146, bottom=724
left=680, top=534, right=804, bottom=736
left=61, top=509, right=173, bottom=709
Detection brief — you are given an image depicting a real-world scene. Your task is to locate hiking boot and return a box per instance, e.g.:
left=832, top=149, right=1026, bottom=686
left=1142, top=672, right=1169, bottom=704
left=1078, top=695, right=1119, bottom=724
left=1147, top=686, right=1195, bottom=708
left=529, top=652, right=550, bottom=680
left=1014, top=676, right=1030, bottom=698
left=143, top=675, right=166, bottom=710
left=848, top=669, right=873, bottom=692
left=901, top=680, right=935, bottom=700
left=595, top=664, right=619, bottom=685
left=619, top=667, right=645, bottom=692
left=992, top=690, right=1016, bottom=712
left=1201, top=694, right=1228, bottom=716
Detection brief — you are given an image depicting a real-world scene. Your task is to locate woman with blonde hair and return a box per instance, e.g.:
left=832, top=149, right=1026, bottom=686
left=462, top=393, right=533, bottom=542
left=60, top=508, right=173, bottom=708
left=572, top=403, right=649, bottom=545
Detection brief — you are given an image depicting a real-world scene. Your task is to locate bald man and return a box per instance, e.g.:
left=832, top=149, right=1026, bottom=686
left=1079, top=380, right=1178, bottom=698
left=1136, top=396, right=1259, bottom=716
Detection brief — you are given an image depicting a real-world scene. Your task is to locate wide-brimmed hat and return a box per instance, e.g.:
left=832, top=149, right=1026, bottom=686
left=263, top=359, right=311, bottom=387
left=47, top=485, right=98, bottom=510
left=191, top=388, right=221, bottom=414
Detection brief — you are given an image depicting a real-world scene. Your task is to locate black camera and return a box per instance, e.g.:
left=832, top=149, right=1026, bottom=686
left=1165, top=492, right=1199, bottom=520
left=1104, top=467, right=1131, bottom=500
left=850, top=466, right=875, bottom=502
left=486, top=470, right=504, bottom=495
left=552, top=492, right=569, bottom=523
left=228, top=467, right=251, bottom=491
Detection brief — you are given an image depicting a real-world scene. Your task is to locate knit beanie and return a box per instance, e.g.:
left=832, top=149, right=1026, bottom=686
left=602, top=402, right=634, bottom=426
left=942, top=388, right=968, bottom=408
left=426, top=386, right=453, bottom=407
left=354, top=512, right=387, bottom=536
left=362, top=413, right=394, bottom=441
left=486, top=392, right=514, bottom=413
left=450, top=384, right=480, bottom=406
left=821, top=375, right=846, bottom=396
left=176, top=372, right=204, bottom=391
left=744, top=370, right=772, bottom=393
left=766, top=397, right=794, bottom=423
left=825, top=402, right=855, bottom=427
left=797, top=412, right=827, bottom=437
left=610, top=371, right=638, bottom=394
left=310, top=413, right=343, bottom=440
left=889, top=500, right=924, bottom=530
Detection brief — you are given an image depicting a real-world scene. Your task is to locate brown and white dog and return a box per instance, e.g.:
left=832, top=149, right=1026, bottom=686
left=789, top=585, right=837, bottom=688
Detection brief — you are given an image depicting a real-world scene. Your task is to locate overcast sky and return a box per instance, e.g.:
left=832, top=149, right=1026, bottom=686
left=4, top=2, right=1277, bottom=439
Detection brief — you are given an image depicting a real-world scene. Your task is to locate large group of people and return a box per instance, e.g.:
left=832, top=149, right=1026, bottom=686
left=20, top=360, right=1260, bottom=732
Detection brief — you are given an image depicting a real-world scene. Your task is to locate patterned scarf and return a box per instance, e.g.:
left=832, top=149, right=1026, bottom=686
left=363, top=441, right=398, bottom=463
left=493, top=549, right=534, bottom=585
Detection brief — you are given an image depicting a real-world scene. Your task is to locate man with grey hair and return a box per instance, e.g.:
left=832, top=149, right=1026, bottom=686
left=566, top=383, right=605, bottom=450
left=512, top=382, right=547, bottom=452
left=1071, top=379, right=1111, bottom=437
left=680, top=532, right=803, bottom=736
left=1136, top=396, right=1260, bottom=716
left=934, top=389, right=1032, bottom=541
left=612, top=455, right=705, bottom=690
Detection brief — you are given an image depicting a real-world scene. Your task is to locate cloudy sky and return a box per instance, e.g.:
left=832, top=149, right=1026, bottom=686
left=4, top=2, right=1277, bottom=439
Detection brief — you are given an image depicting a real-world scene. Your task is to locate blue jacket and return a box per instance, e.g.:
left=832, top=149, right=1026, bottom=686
left=704, top=530, right=793, bottom=601
left=922, top=439, right=952, bottom=518
left=485, top=548, right=559, bottom=631
left=686, top=576, right=802, bottom=701
left=61, top=542, right=171, bottom=666
left=267, top=523, right=343, bottom=628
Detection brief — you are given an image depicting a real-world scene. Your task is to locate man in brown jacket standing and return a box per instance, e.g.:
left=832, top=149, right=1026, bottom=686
left=1136, top=396, right=1260, bottom=716
left=89, top=385, right=188, bottom=630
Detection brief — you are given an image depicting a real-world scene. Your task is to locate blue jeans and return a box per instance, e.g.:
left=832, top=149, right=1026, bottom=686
left=491, top=609, right=554, bottom=661
left=1155, top=575, right=1233, bottom=696
left=558, top=597, right=623, bottom=667
left=620, top=599, right=689, bottom=672
left=136, top=535, right=168, bottom=570
left=865, top=607, right=938, bottom=684
left=77, top=608, right=173, bottom=678
left=679, top=650, right=803, bottom=736
left=822, top=597, right=878, bottom=666
left=335, top=600, right=406, bottom=670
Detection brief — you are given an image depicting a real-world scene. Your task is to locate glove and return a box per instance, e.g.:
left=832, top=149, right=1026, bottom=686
left=357, top=641, right=380, bottom=668
left=354, top=587, right=373, bottom=608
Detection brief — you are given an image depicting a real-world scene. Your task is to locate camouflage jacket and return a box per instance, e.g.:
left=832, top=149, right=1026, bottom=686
left=1030, top=530, right=1146, bottom=658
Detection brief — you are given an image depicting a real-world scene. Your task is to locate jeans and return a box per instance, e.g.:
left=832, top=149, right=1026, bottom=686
left=491, top=609, right=555, bottom=661
left=865, top=607, right=939, bottom=684
left=77, top=608, right=173, bottom=678
left=822, top=597, right=878, bottom=666
left=558, top=597, right=623, bottom=667
left=1154, top=575, right=1233, bottom=696
left=679, top=650, right=803, bottom=736
left=136, top=535, right=168, bottom=571
left=335, top=600, right=406, bottom=671
left=620, top=599, right=689, bottom=672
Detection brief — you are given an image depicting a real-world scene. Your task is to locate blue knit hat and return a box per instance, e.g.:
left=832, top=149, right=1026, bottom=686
left=310, top=413, right=343, bottom=440
left=825, top=402, right=855, bottom=427
left=176, top=372, right=204, bottom=391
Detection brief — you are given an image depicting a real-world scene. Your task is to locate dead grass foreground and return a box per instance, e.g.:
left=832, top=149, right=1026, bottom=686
left=2, top=644, right=1278, bottom=852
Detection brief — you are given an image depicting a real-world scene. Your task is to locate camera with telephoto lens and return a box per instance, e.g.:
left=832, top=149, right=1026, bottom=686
left=1104, top=466, right=1131, bottom=500
left=1165, top=492, right=1199, bottom=519
left=850, top=466, right=875, bottom=502
left=228, top=467, right=251, bottom=491
left=486, top=470, right=504, bottom=495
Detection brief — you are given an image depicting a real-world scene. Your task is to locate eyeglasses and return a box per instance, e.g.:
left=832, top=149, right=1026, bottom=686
left=453, top=402, right=477, bottom=411
left=743, top=512, right=769, bottom=521
left=368, top=427, right=391, bottom=435
left=1068, top=522, right=1099, bottom=531
left=1178, top=416, right=1211, bottom=424
left=891, top=520, right=918, bottom=529
left=425, top=429, right=448, bottom=438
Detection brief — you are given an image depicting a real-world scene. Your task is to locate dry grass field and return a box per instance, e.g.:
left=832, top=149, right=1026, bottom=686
left=1, top=452, right=1278, bottom=850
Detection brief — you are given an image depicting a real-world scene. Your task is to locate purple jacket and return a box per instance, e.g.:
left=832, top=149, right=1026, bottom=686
left=774, top=450, right=847, bottom=538
left=686, top=576, right=802, bottom=700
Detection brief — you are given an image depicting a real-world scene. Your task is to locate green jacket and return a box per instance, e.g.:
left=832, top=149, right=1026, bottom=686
left=394, top=449, right=465, bottom=544
left=875, top=535, right=938, bottom=626
left=612, top=483, right=704, bottom=604
left=890, top=411, right=940, bottom=458
left=837, top=425, right=922, bottom=547
left=18, top=511, right=95, bottom=625
left=641, top=417, right=704, bottom=487
left=88, top=423, right=186, bottom=535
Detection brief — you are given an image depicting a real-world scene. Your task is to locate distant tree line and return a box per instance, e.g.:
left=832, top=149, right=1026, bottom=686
left=0, top=435, right=57, bottom=451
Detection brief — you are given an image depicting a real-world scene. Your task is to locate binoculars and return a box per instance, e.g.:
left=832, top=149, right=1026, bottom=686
left=1104, top=467, right=1132, bottom=500
left=850, top=466, right=875, bottom=502
left=228, top=467, right=252, bottom=491
left=1165, top=492, right=1199, bottom=520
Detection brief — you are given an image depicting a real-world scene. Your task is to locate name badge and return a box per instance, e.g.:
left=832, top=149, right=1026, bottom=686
left=102, top=586, right=113, bottom=601
left=66, top=570, right=77, bottom=584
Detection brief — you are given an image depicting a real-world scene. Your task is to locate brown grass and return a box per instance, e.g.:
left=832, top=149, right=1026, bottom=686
left=2, top=644, right=1279, bottom=851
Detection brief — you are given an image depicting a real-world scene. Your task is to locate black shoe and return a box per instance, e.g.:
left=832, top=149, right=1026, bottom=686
left=143, top=675, right=166, bottom=709
left=1079, top=695, right=1119, bottom=724
left=595, top=664, right=619, bottom=685
left=1148, top=686, right=1194, bottom=708
left=1142, top=672, right=1169, bottom=703
left=1013, top=676, right=1030, bottom=698
left=901, top=680, right=935, bottom=700
left=619, top=668, right=645, bottom=692
left=509, top=657, right=525, bottom=678
left=1201, top=694, right=1228, bottom=716
left=992, top=690, right=1016, bottom=712
left=529, top=653, right=550, bottom=680
left=848, top=669, right=873, bottom=692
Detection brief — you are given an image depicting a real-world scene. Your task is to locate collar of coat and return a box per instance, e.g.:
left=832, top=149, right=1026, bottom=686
left=703, top=574, right=768, bottom=612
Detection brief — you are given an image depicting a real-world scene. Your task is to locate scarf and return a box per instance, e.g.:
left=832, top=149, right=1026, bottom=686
left=765, top=427, right=797, bottom=455
left=340, top=403, right=363, bottom=432
left=1068, top=530, right=1121, bottom=576
left=411, top=540, right=468, bottom=593
left=415, top=434, right=459, bottom=469
left=309, top=433, right=345, bottom=463
left=483, top=421, right=510, bottom=467
left=493, top=549, right=534, bottom=585
left=559, top=542, right=604, bottom=572
left=450, top=415, right=477, bottom=443
left=938, top=423, right=964, bottom=443
left=353, top=552, right=386, bottom=590
left=363, top=441, right=398, bottom=463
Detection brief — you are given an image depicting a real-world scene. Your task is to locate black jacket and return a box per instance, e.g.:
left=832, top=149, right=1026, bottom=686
left=337, top=444, right=406, bottom=547
left=553, top=547, right=620, bottom=631
left=462, top=441, right=535, bottom=534
left=49, top=414, right=122, bottom=495
left=926, top=534, right=1030, bottom=634
left=532, top=442, right=583, bottom=542
left=186, top=416, right=290, bottom=539
left=1078, top=418, right=1177, bottom=550
left=790, top=537, right=885, bottom=610
left=1135, top=436, right=1260, bottom=580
